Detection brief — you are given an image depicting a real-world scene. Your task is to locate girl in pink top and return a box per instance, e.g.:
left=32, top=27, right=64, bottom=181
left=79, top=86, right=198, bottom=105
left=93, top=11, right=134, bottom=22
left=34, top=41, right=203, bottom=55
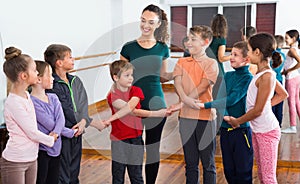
left=0, top=47, right=57, bottom=184
left=225, top=33, right=288, bottom=184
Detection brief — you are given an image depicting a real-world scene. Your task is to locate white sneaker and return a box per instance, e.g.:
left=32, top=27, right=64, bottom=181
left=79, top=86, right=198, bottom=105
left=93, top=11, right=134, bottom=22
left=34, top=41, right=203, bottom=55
left=281, top=126, right=297, bottom=134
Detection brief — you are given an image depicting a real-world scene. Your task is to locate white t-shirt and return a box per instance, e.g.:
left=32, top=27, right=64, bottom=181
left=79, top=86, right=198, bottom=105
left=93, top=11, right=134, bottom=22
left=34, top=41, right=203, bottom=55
left=246, top=69, right=279, bottom=133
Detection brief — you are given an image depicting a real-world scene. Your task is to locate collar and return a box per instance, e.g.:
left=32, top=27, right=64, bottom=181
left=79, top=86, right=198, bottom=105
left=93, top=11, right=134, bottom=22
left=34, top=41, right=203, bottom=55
left=233, top=65, right=250, bottom=73
left=53, top=72, right=75, bottom=83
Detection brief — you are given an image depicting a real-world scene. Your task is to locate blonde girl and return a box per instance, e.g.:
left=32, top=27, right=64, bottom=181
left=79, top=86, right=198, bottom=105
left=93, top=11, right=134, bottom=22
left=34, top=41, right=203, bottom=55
left=0, top=47, right=57, bottom=184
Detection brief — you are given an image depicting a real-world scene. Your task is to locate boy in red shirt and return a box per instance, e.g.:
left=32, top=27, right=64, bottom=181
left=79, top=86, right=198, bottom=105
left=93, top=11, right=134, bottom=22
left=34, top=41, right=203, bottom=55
left=105, top=60, right=170, bottom=183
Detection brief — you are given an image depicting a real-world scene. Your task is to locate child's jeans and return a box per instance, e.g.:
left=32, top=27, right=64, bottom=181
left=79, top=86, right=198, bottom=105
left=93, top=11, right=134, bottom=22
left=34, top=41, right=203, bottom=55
left=179, top=118, right=216, bottom=184
left=111, top=136, right=144, bottom=184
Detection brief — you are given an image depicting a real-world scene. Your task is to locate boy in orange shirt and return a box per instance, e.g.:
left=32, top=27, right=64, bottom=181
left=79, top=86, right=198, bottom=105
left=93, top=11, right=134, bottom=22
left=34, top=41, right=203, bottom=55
left=172, top=25, right=219, bottom=184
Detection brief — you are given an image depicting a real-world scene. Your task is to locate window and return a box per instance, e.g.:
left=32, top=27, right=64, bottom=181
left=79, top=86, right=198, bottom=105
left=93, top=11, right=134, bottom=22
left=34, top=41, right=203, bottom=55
left=256, top=3, right=276, bottom=34
left=223, top=6, right=251, bottom=47
left=170, top=3, right=276, bottom=50
left=170, top=6, right=187, bottom=51
left=192, top=7, right=218, bottom=27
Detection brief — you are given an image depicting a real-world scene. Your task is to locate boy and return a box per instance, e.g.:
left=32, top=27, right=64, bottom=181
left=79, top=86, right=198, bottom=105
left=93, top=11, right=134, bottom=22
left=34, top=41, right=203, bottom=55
left=104, top=60, right=169, bottom=184
left=182, top=36, right=191, bottom=57
left=172, top=25, right=219, bottom=184
left=200, top=41, right=253, bottom=183
left=240, top=26, right=257, bottom=41
left=44, top=44, right=105, bottom=184
left=271, top=35, right=286, bottom=128
left=240, top=26, right=257, bottom=75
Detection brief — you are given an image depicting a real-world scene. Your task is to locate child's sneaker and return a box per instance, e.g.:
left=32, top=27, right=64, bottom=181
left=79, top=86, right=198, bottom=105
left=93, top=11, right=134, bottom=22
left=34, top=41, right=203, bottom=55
left=281, top=126, right=297, bottom=134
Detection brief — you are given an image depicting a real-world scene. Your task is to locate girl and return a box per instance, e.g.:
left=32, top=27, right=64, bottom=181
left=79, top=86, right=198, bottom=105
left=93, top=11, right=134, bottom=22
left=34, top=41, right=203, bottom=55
left=281, top=29, right=300, bottom=134
left=207, top=14, right=231, bottom=131
left=0, top=47, right=57, bottom=184
left=208, top=14, right=231, bottom=73
left=120, top=4, right=173, bottom=184
left=30, top=60, right=77, bottom=184
left=224, top=33, right=288, bottom=184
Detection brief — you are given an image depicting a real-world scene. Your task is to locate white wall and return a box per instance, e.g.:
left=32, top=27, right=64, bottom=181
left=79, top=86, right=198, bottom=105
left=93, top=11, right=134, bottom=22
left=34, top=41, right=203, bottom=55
left=275, top=0, right=300, bottom=36
left=0, top=0, right=162, bottom=122
left=0, top=0, right=299, bottom=123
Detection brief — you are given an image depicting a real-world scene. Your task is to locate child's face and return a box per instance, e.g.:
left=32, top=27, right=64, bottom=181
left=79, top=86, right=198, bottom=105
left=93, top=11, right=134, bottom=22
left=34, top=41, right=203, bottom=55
left=230, top=47, right=248, bottom=68
left=26, top=59, right=39, bottom=85
left=60, top=52, right=74, bottom=71
left=40, top=66, right=54, bottom=90
left=114, top=68, right=134, bottom=91
left=140, top=10, right=160, bottom=37
left=247, top=43, right=259, bottom=65
left=285, top=34, right=294, bottom=46
left=186, top=33, right=207, bottom=55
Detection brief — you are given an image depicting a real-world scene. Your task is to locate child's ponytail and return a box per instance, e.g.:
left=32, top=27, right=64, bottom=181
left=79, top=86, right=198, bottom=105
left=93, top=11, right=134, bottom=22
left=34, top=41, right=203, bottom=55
left=271, top=50, right=282, bottom=68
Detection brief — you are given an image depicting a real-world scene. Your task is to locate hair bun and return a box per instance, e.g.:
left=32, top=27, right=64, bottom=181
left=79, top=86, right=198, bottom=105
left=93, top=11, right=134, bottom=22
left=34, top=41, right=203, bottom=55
left=5, top=47, right=22, bottom=61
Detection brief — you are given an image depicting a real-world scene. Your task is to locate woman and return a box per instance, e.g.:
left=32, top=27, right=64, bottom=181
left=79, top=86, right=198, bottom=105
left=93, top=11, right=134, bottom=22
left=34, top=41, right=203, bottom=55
left=120, top=4, right=172, bottom=184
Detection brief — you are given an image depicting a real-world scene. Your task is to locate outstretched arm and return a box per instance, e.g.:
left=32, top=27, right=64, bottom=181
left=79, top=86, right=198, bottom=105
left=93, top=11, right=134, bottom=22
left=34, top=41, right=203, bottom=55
left=225, top=72, right=273, bottom=128
left=107, top=97, right=140, bottom=122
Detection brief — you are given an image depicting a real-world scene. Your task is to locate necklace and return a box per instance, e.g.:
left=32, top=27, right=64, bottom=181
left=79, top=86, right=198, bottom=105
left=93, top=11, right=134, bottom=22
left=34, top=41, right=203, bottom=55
left=137, top=38, right=156, bottom=43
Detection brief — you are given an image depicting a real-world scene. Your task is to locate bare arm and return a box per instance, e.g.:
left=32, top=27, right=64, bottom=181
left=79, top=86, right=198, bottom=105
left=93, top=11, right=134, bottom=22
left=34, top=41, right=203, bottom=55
left=132, top=108, right=168, bottom=117
left=271, top=80, right=288, bottom=106
left=174, top=75, right=200, bottom=109
left=120, top=55, right=129, bottom=62
left=217, top=45, right=231, bottom=62
left=160, top=59, right=173, bottom=83
left=188, top=78, right=212, bottom=99
left=107, top=97, right=140, bottom=122
left=283, top=48, right=300, bottom=75
left=225, top=72, right=273, bottom=127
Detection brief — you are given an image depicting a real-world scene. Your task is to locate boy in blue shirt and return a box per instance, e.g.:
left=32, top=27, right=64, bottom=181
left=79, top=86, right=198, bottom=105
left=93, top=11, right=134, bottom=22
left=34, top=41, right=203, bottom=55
left=200, top=41, right=253, bottom=183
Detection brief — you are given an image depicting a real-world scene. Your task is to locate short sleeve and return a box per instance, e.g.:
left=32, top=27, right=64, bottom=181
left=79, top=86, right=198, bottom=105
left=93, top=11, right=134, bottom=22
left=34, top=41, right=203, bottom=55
left=172, top=58, right=184, bottom=78
left=202, top=59, right=219, bottom=84
left=120, top=42, right=130, bottom=60
left=162, top=43, right=170, bottom=60
left=130, top=86, right=144, bottom=101
left=218, top=37, right=226, bottom=46
left=108, top=91, right=123, bottom=104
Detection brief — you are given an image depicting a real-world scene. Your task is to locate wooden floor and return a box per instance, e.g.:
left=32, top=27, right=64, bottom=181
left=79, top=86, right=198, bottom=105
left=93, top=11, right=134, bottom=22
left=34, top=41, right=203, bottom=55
left=79, top=154, right=300, bottom=184
left=80, top=86, right=300, bottom=183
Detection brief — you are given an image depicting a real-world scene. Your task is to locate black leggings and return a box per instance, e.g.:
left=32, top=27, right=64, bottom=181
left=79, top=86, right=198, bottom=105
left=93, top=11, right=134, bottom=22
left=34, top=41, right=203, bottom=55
left=142, top=117, right=166, bottom=184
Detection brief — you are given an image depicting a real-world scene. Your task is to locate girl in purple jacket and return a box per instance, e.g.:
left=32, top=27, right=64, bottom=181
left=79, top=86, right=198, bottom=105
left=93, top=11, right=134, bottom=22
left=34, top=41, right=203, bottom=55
left=30, top=60, right=77, bottom=184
